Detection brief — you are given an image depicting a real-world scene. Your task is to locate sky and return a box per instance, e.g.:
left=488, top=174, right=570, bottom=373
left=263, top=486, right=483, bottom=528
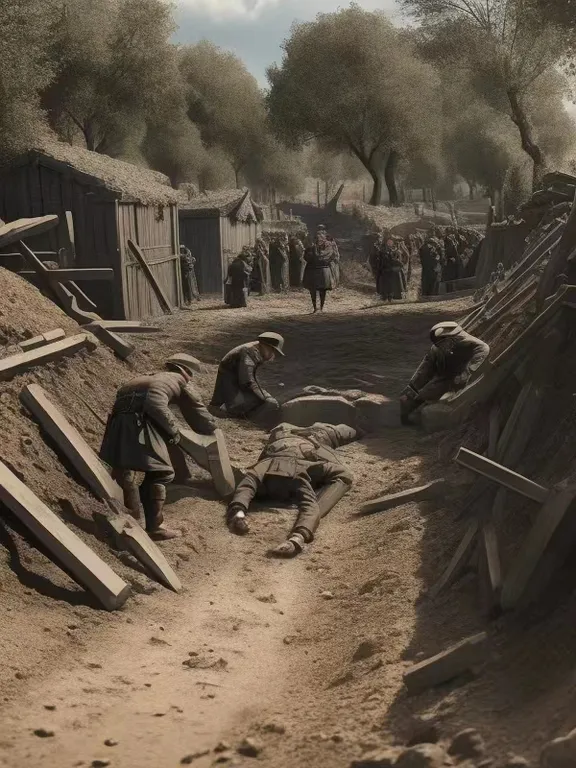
left=174, top=0, right=401, bottom=85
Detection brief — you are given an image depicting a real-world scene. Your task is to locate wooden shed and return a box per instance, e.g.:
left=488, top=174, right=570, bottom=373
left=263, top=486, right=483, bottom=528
left=179, top=189, right=261, bottom=295
left=0, top=143, right=182, bottom=319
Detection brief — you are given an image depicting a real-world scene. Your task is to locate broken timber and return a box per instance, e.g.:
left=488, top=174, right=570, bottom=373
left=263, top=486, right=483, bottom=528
left=429, top=519, right=478, bottom=599
left=84, top=320, right=161, bottom=334
left=20, top=384, right=123, bottom=504
left=17, top=268, right=113, bottom=282
left=87, top=322, right=134, bottom=360
left=359, top=479, right=447, bottom=516
left=0, top=334, right=96, bottom=382
left=97, top=505, right=181, bottom=593
left=127, top=240, right=173, bottom=314
left=0, top=458, right=130, bottom=610
left=0, top=215, right=59, bottom=250
left=403, top=632, right=488, bottom=693
left=178, top=428, right=235, bottom=498
left=455, top=448, right=548, bottom=503
left=19, top=329, right=66, bottom=352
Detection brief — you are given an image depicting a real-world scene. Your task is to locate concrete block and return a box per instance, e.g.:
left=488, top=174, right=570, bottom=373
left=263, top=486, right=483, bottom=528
left=403, top=632, right=488, bottom=693
left=0, top=333, right=97, bottom=381
left=19, top=329, right=66, bottom=352
left=280, top=396, right=357, bottom=429
left=98, top=505, right=181, bottom=593
left=355, top=396, right=400, bottom=430
left=178, top=428, right=235, bottom=498
left=0, top=458, right=130, bottom=610
left=420, top=402, right=459, bottom=433
left=20, top=383, right=124, bottom=504
left=360, top=479, right=447, bottom=516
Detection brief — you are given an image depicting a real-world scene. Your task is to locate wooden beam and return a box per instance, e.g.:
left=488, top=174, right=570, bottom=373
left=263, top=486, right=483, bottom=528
left=0, top=459, right=130, bottom=610
left=52, top=282, right=102, bottom=325
left=97, top=505, right=181, bottom=593
left=0, top=334, right=97, bottom=382
left=17, top=268, right=114, bottom=281
left=479, top=516, right=502, bottom=608
left=403, top=632, right=488, bottom=693
left=455, top=448, right=549, bottom=503
left=127, top=239, right=173, bottom=315
left=501, top=484, right=576, bottom=610
left=429, top=519, right=478, bottom=598
left=19, top=329, right=66, bottom=352
left=0, top=215, right=59, bottom=250
left=20, top=383, right=123, bottom=504
left=178, top=428, right=235, bottom=498
left=359, top=479, right=447, bottom=516
left=64, top=282, right=98, bottom=312
left=84, top=320, right=161, bottom=334
left=87, top=323, right=134, bottom=360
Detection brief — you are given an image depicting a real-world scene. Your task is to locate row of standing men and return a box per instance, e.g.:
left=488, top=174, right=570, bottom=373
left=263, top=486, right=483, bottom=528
left=368, top=227, right=483, bottom=301
left=224, top=225, right=341, bottom=313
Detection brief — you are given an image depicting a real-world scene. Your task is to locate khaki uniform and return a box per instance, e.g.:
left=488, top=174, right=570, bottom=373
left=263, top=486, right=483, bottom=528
left=231, top=423, right=355, bottom=542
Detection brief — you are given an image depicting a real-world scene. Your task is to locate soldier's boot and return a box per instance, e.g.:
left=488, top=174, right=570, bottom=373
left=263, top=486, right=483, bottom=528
left=227, top=503, right=250, bottom=535
left=116, top=470, right=141, bottom=520
left=269, top=531, right=307, bottom=558
left=141, top=483, right=180, bottom=541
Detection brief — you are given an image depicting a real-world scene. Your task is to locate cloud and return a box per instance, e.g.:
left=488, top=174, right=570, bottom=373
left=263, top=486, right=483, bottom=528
left=177, top=0, right=279, bottom=19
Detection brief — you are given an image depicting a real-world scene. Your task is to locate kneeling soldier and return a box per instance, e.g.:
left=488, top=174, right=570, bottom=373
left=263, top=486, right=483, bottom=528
left=227, top=422, right=356, bottom=557
left=100, top=354, right=216, bottom=541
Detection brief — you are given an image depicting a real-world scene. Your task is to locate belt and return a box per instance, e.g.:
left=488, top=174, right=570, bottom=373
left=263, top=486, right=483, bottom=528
left=112, top=390, right=147, bottom=415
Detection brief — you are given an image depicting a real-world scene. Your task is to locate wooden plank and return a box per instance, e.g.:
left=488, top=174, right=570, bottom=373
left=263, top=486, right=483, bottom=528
left=19, top=329, right=66, bottom=352
left=179, top=428, right=235, bottom=498
left=428, top=519, right=478, bottom=598
left=455, top=448, right=549, bottom=503
left=65, top=210, right=76, bottom=266
left=0, top=215, right=59, bottom=250
left=87, top=323, right=134, bottom=360
left=501, top=484, right=576, bottom=610
left=65, top=281, right=98, bottom=312
left=127, top=239, right=173, bottom=314
left=97, top=506, right=181, bottom=593
left=20, top=384, right=123, bottom=504
left=359, top=479, right=447, bottom=516
left=17, top=268, right=114, bottom=281
left=52, top=282, right=102, bottom=325
left=84, top=320, right=160, bottom=334
left=0, top=334, right=96, bottom=381
left=480, top=516, right=502, bottom=607
left=403, top=632, right=488, bottom=693
left=0, top=459, right=130, bottom=610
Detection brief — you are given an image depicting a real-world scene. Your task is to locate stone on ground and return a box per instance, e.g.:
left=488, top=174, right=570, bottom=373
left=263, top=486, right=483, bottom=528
left=395, top=744, right=447, bottom=768
left=281, top=395, right=357, bottom=429
left=448, top=728, right=486, bottom=759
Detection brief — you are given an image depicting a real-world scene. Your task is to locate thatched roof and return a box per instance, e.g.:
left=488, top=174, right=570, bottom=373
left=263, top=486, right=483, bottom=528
left=11, top=143, right=179, bottom=205
left=179, top=188, right=262, bottom=222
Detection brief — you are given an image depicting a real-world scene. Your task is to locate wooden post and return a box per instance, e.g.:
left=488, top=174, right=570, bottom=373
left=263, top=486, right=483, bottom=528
left=127, top=239, right=173, bottom=315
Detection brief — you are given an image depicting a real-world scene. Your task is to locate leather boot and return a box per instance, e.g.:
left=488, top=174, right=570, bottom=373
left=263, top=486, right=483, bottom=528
left=117, top=470, right=141, bottom=520
left=141, top=482, right=180, bottom=541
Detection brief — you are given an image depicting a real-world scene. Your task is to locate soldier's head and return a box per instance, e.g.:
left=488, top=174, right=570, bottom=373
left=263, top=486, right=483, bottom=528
left=257, top=332, right=285, bottom=361
left=430, top=321, right=462, bottom=350
left=166, top=353, right=203, bottom=382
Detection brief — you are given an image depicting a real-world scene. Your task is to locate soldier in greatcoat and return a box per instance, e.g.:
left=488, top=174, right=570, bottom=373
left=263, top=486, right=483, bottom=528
left=225, top=248, right=252, bottom=308
left=210, top=332, right=284, bottom=427
left=180, top=244, right=200, bottom=304
left=302, top=230, right=337, bottom=312
left=226, top=422, right=356, bottom=557
left=269, top=234, right=290, bottom=292
left=254, top=237, right=271, bottom=295
left=400, top=322, right=490, bottom=425
left=100, top=355, right=216, bottom=540
left=288, top=233, right=306, bottom=287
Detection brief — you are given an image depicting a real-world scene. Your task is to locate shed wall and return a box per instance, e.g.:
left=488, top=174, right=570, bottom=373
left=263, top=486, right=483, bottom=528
left=179, top=215, right=223, bottom=294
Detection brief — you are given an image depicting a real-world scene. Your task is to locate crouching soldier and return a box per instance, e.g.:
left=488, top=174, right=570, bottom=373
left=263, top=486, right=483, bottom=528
left=400, top=321, right=490, bottom=425
left=210, top=332, right=284, bottom=428
left=226, top=422, right=356, bottom=557
left=100, top=354, right=216, bottom=541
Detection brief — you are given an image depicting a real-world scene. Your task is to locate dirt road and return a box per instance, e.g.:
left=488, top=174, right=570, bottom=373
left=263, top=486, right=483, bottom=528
left=1, top=288, right=558, bottom=767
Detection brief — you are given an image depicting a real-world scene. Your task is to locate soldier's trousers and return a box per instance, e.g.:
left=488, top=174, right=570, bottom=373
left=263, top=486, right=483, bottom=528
left=231, top=462, right=352, bottom=541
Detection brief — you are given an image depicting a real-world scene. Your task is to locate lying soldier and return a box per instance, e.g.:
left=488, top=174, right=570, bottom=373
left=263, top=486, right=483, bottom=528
left=100, top=354, right=215, bottom=540
left=400, top=321, right=490, bottom=425
left=226, top=422, right=356, bottom=557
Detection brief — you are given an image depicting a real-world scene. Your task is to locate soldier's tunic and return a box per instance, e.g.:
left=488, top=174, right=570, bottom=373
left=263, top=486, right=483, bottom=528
left=328, top=237, right=341, bottom=287
left=302, top=240, right=336, bottom=291
left=180, top=247, right=200, bottom=304
left=231, top=423, right=355, bottom=541
left=225, top=257, right=251, bottom=308
left=269, top=239, right=289, bottom=292
left=100, top=373, right=215, bottom=482
left=407, top=329, right=490, bottom=403
left=254, top=238, right=271, bottom=294
left=288, top=237, right=305, bottom=287
left=419, top=239, right=442, bottom=296
left=377, top=247, right=404, bottom=300
left=210, top=341, right=278, bottom=421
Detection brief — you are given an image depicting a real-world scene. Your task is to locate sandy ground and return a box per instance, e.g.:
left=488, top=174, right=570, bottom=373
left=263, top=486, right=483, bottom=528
left=1, top=249, right=576, bottom=766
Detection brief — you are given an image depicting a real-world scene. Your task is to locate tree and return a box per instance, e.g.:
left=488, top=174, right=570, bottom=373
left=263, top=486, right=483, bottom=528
left=179, top=42, right=269, bottom=187
left=245, top=137, right=306, bottom=200
left=403, top=0, right=574, bottom=187
left=0, top=0, right=57, bottom=161
left=43, top=0, right=176, bottom=154
left=266, top=4, right=441, bottom=206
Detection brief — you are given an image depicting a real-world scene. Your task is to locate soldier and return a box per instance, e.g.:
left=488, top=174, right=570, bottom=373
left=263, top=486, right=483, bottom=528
left=288, top=232, right=305, bottom=287
left=180, top=244, right=200, bottom=304
left=100, top=354, right=216, bottom=540
left=442, top=229, right=460, bottom=292
left=377, top=239, right=405, bottom=301
left=318, top=224, right=341, bottom=287
left=302, top=228, right=337, bottom=312
left=210, top=332, right=284, bottom=427
left=269, top=233, right=290, bottom=292
left=400, top=322, right=490, bottom=425
left=226, top=422, right=356, bottom=557
left=419, top=233, right=442, bottom=296
left=254, top=236, right=271, bottom=295
left=225, top=248, right=252, bottom=308
left=368, top=231, right=384, bottom=284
